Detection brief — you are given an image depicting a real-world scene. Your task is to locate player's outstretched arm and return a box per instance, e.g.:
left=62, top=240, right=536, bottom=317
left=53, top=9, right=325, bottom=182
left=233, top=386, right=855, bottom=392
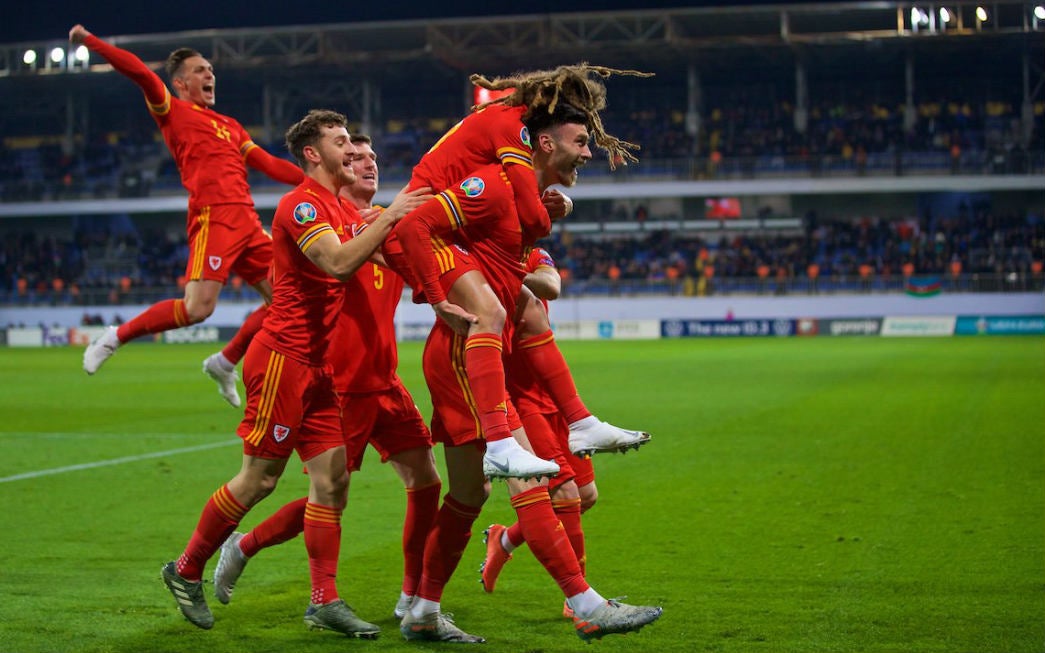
left=69, top=24, right=167, bottom=106
left=306, top=211, right=402, bottom=282
left=244, top=145, right=305, bottom=186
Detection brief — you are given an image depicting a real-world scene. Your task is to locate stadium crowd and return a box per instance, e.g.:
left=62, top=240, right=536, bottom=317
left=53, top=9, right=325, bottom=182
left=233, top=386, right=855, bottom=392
left=1, top=93, right=1041, bottom=202
left=3, top=205, right=1042, bottom=307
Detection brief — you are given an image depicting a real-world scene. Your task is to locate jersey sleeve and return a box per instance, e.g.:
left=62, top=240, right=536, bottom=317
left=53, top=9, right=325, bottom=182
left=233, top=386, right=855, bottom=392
left=503, top=163, right=552, bottom=243
left=84, top=34, right=169, bottom=110
left=241, top=131, right=305, bottom=186
left=490, top=109, right=552, bottom=241
left=526, top=246, right=556, bottom=273
left=278, top=194, right=337, bottom=256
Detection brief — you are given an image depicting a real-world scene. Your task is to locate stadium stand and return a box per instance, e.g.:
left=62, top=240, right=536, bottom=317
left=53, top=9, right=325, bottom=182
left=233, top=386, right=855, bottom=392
left=0, top=2, right=1041, bottom=306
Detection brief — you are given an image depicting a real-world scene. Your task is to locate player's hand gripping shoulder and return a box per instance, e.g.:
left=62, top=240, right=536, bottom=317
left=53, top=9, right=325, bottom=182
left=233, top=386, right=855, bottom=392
left=433, top=300, right=479, bottom=336
left=383, top=185, right=434, bottom=222
left=541, top=188, right=574, bottom=221
left=69, top=24, right=91, bottom=45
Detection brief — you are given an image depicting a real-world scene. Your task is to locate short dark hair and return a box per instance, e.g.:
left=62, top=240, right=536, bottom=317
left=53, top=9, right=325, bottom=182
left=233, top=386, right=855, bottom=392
left=165, top=48, right=202, bottom=80
left=523, top=102, right=589, bottom=137
left=284, top=109, right=349, bottom=168
left=350, top=133, right=372, bottom=146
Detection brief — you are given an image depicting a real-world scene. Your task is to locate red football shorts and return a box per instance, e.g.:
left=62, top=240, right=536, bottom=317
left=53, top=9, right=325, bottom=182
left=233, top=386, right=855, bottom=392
left=185, top=203, right=272, bottom=286
left=236, top=341, right=343, bottom=462
left=422, top=320, right=520, bottom=446
left=341, top=377, right=433, bottom=472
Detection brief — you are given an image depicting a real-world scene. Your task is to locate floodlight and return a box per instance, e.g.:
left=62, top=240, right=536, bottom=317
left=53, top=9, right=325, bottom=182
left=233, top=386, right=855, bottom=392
left=1035, top=5, right=1045, bottom=20
left=74, top=45, right=89, bottom=62
left=910, top=6, right=931, bottom=32
left=939, top=7, right=951, bottom=23
left=49, top=47, right=65, bottom=63
left=22, top=49, right=37, bottom=65
left=975, top=6, right=988, bottom=22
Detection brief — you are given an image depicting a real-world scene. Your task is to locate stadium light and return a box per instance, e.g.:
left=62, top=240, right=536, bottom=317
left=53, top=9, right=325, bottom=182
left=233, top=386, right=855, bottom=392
left=975, top=6, right=989, bottom=23
left=74, top=45, right=89, bottom=63
left=22, top=49, right=37, bottom=66
left=910, top=6, right=930, bottom=31
left=1033, top=4, right=1045, bottom=29
left=938, top=7, right=951, bottom=24
left=49, top=47, right=65, bottom=64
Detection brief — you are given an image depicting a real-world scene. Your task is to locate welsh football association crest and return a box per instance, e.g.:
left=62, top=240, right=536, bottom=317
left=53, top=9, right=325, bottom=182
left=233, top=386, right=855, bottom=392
left=272, top=424, right=291, bottom=442
left=208, top=255, right=222, bottom=271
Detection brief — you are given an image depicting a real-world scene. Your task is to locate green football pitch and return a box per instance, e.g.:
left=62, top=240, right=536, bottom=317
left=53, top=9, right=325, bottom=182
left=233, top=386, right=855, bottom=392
left=0, top=337, right=1042, bottom=653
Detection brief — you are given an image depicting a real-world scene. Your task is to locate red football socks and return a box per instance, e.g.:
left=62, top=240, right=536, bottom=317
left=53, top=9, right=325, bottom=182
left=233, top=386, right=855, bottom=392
left=304, top=502, right=343, bottom=605
left=117, top=298, right=189, bottom=342
left=176, top=484, right=248, bottom=582
left=517, top=330, right=591, bottom=423
left=416, top=494, right=482, bottom=602
left=511, top=487, right=588, bottom=597
left=464, top=333, right=511, bottom=442
left=240, top=496, right=307, bottom=558
left=221, top=304, right=267, bottom=365
left=402, top=482, right=441, bottom=596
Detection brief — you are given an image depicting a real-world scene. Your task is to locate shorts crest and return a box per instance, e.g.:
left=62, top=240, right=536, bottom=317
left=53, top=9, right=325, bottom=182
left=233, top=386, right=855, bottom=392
left=272, top=424, right=291, bottom=442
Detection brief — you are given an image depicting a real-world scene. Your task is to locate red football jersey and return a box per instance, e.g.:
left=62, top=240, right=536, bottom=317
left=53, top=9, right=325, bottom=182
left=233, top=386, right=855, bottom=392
left=409, top=103, right=551, bottom=241
left=396, top=164, right=526, bottom=310
left=411, top=104, right=532, bottom=190
left=83, top=34, right=300, bottom=209
left=151, top=96, right=258, bottom=207
left=330, top=212, right=405, bottom=394
left=255, top=178, right=352, bottom=366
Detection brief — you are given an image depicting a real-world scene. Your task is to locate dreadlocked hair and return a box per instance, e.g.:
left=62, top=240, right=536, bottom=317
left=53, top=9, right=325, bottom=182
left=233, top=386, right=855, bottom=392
left=470, top=63, right=654, bottom=169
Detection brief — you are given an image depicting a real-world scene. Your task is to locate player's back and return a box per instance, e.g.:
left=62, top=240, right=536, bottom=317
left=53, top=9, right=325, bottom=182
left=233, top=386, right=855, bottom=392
left=410, top=104, right=531, bottom=191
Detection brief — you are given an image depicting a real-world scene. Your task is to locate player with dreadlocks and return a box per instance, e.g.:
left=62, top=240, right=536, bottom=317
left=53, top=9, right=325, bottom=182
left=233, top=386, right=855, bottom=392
left=386, top=64, right=662, bottom=643
left=470, top=64, right=655, bottom=459
left=469, top=63, right=651, bottom=169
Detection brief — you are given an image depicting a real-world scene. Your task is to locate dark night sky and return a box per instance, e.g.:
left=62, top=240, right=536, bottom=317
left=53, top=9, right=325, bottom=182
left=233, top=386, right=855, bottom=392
left=3, top=0, right=799, bottom=44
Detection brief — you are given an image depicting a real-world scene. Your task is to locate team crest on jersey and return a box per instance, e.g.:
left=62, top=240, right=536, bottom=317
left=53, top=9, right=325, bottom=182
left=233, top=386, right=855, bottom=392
left=460, top=177, right=485, bottom=197
left=293, top=202, right=318, bottom=225
left=208, top=255, right=222, bottom=271
left=520, top=126, right=531, bottom=148
left=272, top=424, right=291, bottom=442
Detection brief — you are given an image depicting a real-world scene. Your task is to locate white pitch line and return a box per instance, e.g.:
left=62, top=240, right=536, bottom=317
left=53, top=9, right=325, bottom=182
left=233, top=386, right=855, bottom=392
left=0, top=439, right=240, bottom=484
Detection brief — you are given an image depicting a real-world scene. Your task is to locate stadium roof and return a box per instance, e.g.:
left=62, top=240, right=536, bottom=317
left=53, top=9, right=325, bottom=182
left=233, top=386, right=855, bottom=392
left=2, top=1, right=1042, bottom=78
